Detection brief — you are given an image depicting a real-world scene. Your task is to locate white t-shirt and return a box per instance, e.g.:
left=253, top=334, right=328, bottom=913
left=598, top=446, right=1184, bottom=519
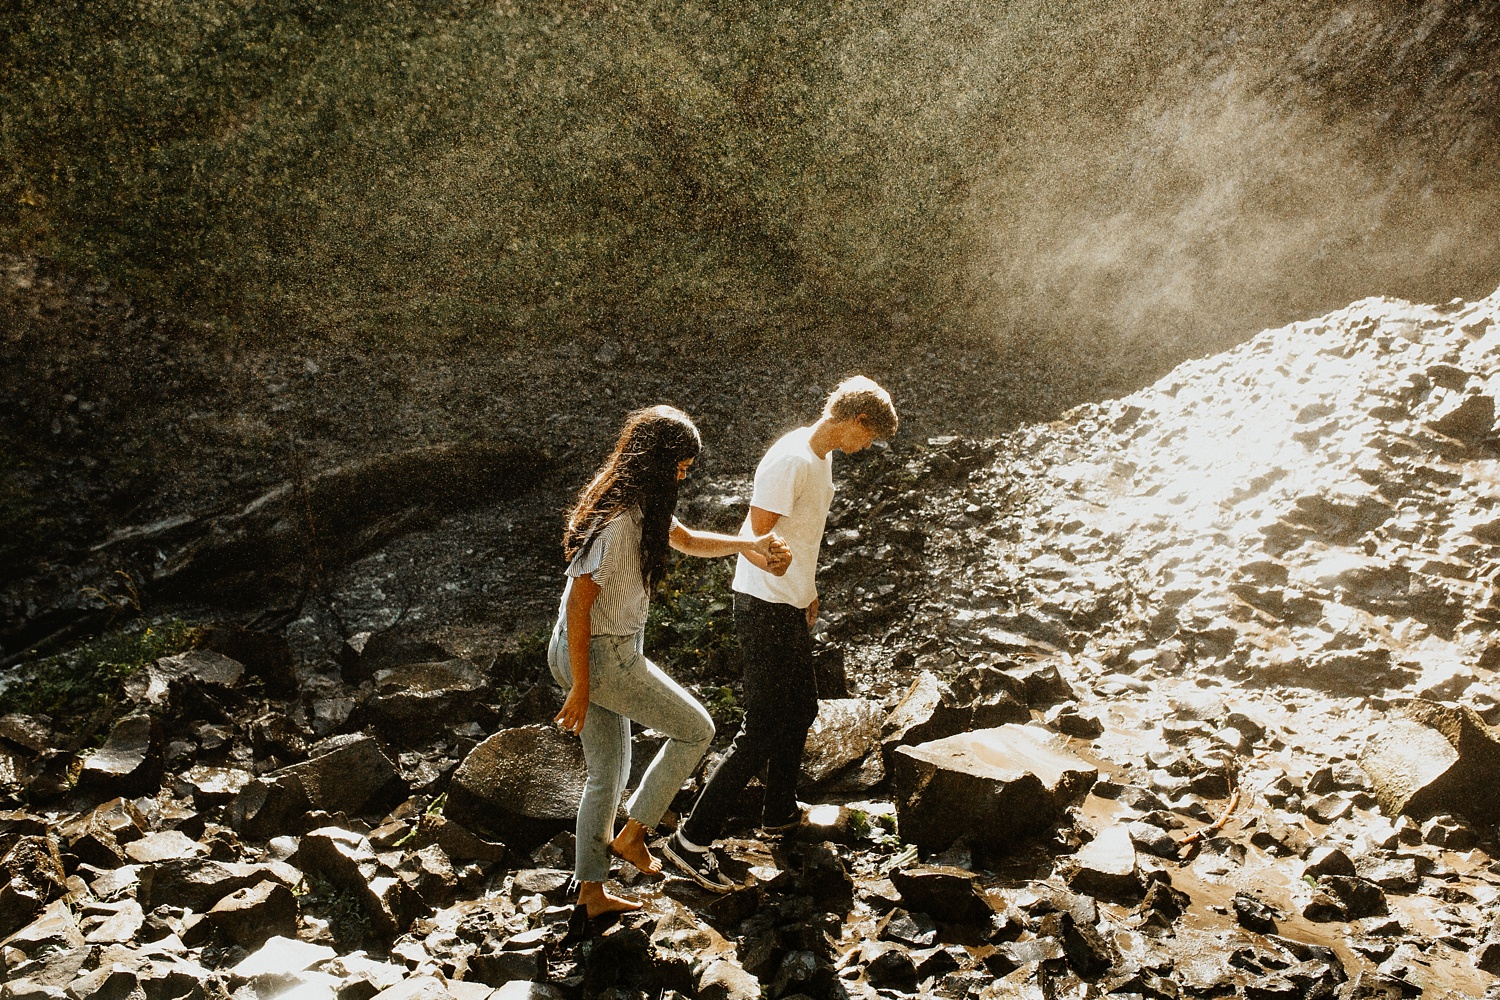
left=559, top=507, right=651, bottom=635
left=732, top=426, right=833, bottom=609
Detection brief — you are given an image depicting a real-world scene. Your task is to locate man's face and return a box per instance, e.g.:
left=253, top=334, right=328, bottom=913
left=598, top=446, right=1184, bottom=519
left=838, top=417, right=880, bottom=454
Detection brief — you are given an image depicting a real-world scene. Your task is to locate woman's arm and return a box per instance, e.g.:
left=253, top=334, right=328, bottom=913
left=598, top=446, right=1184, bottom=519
left=555, top=574, right=601, bottom=734
left=669, top=520, right=791, bottom=575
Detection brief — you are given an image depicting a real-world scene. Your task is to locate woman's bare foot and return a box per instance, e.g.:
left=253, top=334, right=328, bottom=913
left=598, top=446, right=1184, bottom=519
left=577, top=880, right=641, bottom=920
left=608, top=819, right=662, bottom=874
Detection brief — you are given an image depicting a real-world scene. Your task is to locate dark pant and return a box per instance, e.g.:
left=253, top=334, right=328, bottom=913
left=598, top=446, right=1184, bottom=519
left=680, top=592, right=819, bottom=844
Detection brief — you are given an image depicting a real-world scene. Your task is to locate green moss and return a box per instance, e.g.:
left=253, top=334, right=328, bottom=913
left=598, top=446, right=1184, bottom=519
left=0, top=619, right=201, bottom=727
left=647, top=554, right=739, bottom=686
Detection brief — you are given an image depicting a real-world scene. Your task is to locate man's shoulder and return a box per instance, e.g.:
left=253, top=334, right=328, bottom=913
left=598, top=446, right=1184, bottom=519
left=761, top=426, right=814, bottom=463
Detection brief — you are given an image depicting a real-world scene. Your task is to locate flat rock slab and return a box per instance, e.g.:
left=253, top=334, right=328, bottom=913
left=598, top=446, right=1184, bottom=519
left=124, top=831, right=208, bottom=864
left=1359, top=699, right=1500, bottom=823
left=892, top=724, right=1098, bottom=851
left=124, top=650, right=244, bottom=705
left=446, top=725, right=586, bottom=852
left=230, top=935, right=337, bottom=981
left=77, top=715, right=159, bottom=794
left=1067, top=825, right=1141, bottom=900
left=889, top=865, right=996, bottom=925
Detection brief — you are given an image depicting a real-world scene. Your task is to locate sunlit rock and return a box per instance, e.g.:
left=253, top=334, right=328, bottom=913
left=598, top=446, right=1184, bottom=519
left=891, top=724, right=1097, bottom=851
left=1359, top=699, right=1500, bottom=823
left=800, top=698, right=883, bottom=785
left=445, top=725, right=586, bottom=852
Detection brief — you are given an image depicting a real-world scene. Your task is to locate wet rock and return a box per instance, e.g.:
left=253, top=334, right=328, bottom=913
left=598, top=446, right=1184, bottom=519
left=879, top=671, right=970, bottom=769
left=83, top=899, right=145, bottom=944
left=76, top=715, right=160, bottom=795
left=122, top=830, right=207, bottom=864
left=1126, top=820, right=1178, bottom=859
left=206, top=879, right=299, bottom=947
left=1426, top=392, right=1495, bottom=442
left=985, top=936, right=1065, bottom=976
left=363, top=660, right=491, bottom=745
left=1317, top=875, right=1387, bottom=919
left=1234, top=891, right=1280, bottom=934
left=1046, top=704, right=1104, bottom=739
left=1005, top=659, right=1077, bottom=707
left=1359, top=700, right=1500, bottom=824
left=889, top=865, right=994, bottom=925
left=1474, top=912, right=1500, bottom=974
left=195, top=623, right=298, bottom=696
left=272, top=733, right=404, bottom=817
left=136, top=857, right=301, bottom=912
left=1054, top=911, right=1116, bottom=979
left=800, top=698, right=884, bottom=785
left=176, top=763, right=252, bottom=805
left=1, top=900, right=84, bottom=960
left=862, top=942, right=918, bottom=988
left=949, top=663, right=1031, bottom=727
left=892, top=724, right=1097, bottom=851
left=1304, top=846, right=1358, bottom=878
left=397, top=843, right=458, bottom=908
left=228, top=934, right=338, bottom=985
left=446, top=725, right=586, bottom=852
left=226, top=771, right=312, bottom=839
left=1066, top=825, right=1141, bottom=901
left=1136, top=880, right=1190, bottom=930
left=879, top=908, right=938, bottom=947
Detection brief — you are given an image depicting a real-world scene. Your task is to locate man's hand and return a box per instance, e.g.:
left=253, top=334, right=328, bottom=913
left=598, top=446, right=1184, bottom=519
left=806, top=596, right=819, bottom=630
left=765, top=534, right=792, bottom=576
left=555, top=684, right=590, bottom=735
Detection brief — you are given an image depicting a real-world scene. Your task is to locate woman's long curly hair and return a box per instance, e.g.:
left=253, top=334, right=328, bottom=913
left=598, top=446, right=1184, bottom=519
left=564, top=405, right=702, bottom=591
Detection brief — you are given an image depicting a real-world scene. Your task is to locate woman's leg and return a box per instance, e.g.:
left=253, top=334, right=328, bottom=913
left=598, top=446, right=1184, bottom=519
left=586, top=634, right=714, bottom=860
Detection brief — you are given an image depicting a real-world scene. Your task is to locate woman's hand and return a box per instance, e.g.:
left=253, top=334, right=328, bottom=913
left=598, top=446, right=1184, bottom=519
left=555, top=683, right=590, bottom=734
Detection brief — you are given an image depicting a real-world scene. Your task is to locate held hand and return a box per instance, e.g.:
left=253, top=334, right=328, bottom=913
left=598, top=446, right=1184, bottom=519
left=764, top=534, right=793, bottom=576
left=555, top=686, right=590, bottom=735
left=806, top=596, right=819, bottom=630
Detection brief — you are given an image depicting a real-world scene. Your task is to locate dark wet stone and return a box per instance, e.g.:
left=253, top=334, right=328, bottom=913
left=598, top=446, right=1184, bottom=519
left=1136, top=881, right=1190, bottom=927
left=863, top=942, right=918, bottom=988
left=0, top=713, right=53, bottom=754
left=0, top=835, right=69, bottom=939
left=196, top=623, right=299, bottom=696
left=892, top=724, right=1097, bottom=852
left=889, top=865, right=994, bottom=925
left=949, top=664, right=1032, bottom=727
left=76, top=715, right=160, bottom=795
left=363, top=660, right=491, bottom=745
left=446, top=725, right=586, bottom=853
left=880, top=907, right=938, bottom=947
left=1058, top=912, right=1116, bottom=979
left=879, top=672, right=970, bottom=769
left=1234, top=891, right=1280, bottom=934
left=1046, top=704, right=1105, bottom=739
left=470, top=948, right=547, bottom=988
left=340, top=630, right=454, bottom=684
left=1317, top=876, right=1386, bottom=919
left=1304, top=846, right=1357, bottom=878
left=1474, top=912, right=1500, bottom=974
left=123, top=649, right=244, bottom=707
left=397, top=843, right=458, bottom=908
left=1126, top=820, right=1178, bottom=858
left=295, top=827, right=425, bottom=938
left=1427, top=392, right=1495, bottom=441
left=984, top=937, right=1065, bottom=976
left=226, top=771, right=312, bottom=840
left=1066, top=826, right=1141, bottom=901
left=207, top=879, right=299, bottom=947
left=413, top=813, right=507, bottom=863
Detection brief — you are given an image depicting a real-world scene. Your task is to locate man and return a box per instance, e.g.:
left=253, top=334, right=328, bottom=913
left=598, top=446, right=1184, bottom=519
left=664, top=375, right=898, bottom=891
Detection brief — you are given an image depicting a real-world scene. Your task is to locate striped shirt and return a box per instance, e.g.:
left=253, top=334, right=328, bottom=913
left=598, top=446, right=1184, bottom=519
left=558, top=507, right=661, bottom=636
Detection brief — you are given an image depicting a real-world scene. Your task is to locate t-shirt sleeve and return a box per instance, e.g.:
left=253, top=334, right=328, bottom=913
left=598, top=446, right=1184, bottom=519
left=566, top=516, right=621, bottom=584
left=749, top=451, right=803, bottom=517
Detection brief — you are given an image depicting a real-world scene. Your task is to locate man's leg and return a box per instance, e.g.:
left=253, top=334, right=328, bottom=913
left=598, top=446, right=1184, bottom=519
left=679, top=592, right=788, bottom=845
left=756, top=600, right=817, bottom=826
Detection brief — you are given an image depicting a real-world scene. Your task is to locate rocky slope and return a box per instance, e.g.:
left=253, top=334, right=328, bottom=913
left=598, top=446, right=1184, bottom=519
left=6, top=287, right=1500, bottom=999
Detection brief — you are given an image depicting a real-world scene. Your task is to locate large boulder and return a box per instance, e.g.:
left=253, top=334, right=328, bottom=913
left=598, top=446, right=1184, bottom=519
left=892, top=724, right=1097, bottom=851
left=445, top=725, right=586, bottom=852
left=1359, top=700, right=1500, bottom=823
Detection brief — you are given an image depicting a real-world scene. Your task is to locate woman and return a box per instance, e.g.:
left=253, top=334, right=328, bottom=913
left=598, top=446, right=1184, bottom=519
left=550, top=404, right=789, bottom=925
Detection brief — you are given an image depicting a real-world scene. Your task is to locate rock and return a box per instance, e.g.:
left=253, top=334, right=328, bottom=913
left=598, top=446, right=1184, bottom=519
left=446, top=725, right=587, bottom=852
left=363, top=660, right=491, bottom=745
left=0, top=714, right=52, bottom=754
left=229, top=934, right=338, bottom=981
left=136, top=857, right=301, bottom=912
left=396, top=843, right=458, bottom=908
left=413, top=814, right=507, bottom=863
left=491, top=985, right=565, bottom=1000
left=1007, top=659, right=1077, bottom=706
left=122, top=649, right=244, bottom=706
left=226, top=772, right=312, bottom=839
left=800, top=698, right=884, bottom=785
left=295, top=827, right=425, bottom=938
left=193, top=623, right=298, bottom=696
left=207, top=880, right=299, bottom=947
left=1046, top=704, right=1105, bottom=739
left=863, top=942, right=918, bottom=987
left=83, top=899, right=145, bottom=944
left=1317, top=875, right=1386, bottom=919
left=270, top=733, right=404, bottom=817
left=888, top=866, right=995, bottom=925
left=1304, top=846, right=1358, bottom=878
left=1426, top=392, right=1495, bottom=441
left=1066, top=825, right=1141, bottom=901
left=879, top=672, right=970, bottom=769
left=1475, top=912, right=1500, bottom=974
left=76, top=715, right=160, bottom=795
left=892, top=724, right=1097, bottom=851
left=1234, top=892, right=1280, bottom=934
left=879, top=908, right=938, bottom=947
left=1359, top=700, right=1500, bottom=824
left=697, top=957, right=760, bottom=1000
left=1126, top=821, right=1178, bottom=859
left=0, top=835, right=68, bottom=938
left=340, top=631, right=455, bottom=684
left=123, top=831, right=207, bottom=864
left=0, top=900, right=83, bottom=959
left=948, top=664, right=1031, bottom=727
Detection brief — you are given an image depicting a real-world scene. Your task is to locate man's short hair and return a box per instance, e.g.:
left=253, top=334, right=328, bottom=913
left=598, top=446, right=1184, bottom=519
left=825, top=375, right=898, bottom=439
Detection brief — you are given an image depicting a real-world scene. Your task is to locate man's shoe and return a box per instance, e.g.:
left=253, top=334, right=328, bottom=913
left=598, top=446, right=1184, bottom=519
left=760, top=807, right=806, bottom=834
left=662, top=832, right=734, bottom=893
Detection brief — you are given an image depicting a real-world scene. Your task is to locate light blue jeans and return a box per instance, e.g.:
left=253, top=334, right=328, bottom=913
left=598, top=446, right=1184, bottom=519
left=549, top=621, right=715, bottom=883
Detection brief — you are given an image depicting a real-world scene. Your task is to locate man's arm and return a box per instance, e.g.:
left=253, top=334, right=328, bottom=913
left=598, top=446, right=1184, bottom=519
left=743, top=506, right=787, bottom=573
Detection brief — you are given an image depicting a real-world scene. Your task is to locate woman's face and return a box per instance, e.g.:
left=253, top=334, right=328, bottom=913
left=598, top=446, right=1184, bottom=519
left=676, top=457, right=695, bottom=481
